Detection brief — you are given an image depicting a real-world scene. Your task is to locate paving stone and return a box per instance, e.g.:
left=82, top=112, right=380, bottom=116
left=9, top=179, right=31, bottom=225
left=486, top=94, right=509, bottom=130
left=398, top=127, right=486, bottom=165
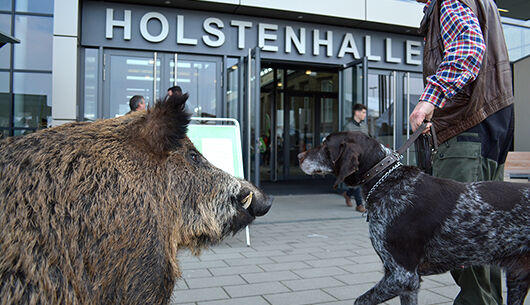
left=324, top=283, right=374, bottom=300
left=198, top=296, right=270, bottom=305
left=224, top=282, right=290, bottom=298
left=185, top=275, right=246, bottom=289
left=333, top=271, right=383, bottom=285
left=180, top=260, right=228, bottom=270
left=170, top=287, right=228, bottom=303
left=293, top=266, right=349, bottom=279
left=338, top=262, right=383, bottom=274
left=305, top=258, right=352, bottom=268
left=224, top=256, right=275, bottom=267
left=281, top=276, right=344, bottom=291
left=269, top=254, right=317, bottom=263
left=349, top=255, right=382, bottom=264
left=241, top=250, right=286, bottom=258
left=311, top=250, right=357, bottom=259
left=181, top=268, right=212, bottom=279
left=264, top=290, right=336, bottom=305
left=241, top=270, right=300, bottom=283
left=259, top=261, right=311, bottom=272
left=198, top=252, right=245, bottom=261
left=209, top=264, right=263, bottom=276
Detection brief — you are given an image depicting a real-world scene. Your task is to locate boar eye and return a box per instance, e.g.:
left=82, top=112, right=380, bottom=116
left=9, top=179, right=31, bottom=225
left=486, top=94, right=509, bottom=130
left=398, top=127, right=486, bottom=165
left=188, top=150, right=201, bottom=164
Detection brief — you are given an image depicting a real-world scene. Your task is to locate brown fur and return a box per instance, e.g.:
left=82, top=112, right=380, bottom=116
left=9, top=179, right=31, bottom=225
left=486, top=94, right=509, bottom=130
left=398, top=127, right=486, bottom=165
left=0, top=94, right=271, bottom=305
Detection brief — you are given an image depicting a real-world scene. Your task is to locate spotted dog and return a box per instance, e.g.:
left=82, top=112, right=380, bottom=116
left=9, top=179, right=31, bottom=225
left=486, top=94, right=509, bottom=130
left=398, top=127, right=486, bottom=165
left=298, top=131, right=529, bottom=305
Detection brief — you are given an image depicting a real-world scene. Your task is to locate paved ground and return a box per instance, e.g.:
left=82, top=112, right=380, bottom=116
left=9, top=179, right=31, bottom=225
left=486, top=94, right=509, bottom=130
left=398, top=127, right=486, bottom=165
left=170, top=194, right=528, bottom=305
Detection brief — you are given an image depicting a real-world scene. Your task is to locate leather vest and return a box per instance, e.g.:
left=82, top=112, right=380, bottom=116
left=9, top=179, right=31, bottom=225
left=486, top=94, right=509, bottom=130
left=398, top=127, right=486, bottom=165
left=419, top=0, right=514, bottom=144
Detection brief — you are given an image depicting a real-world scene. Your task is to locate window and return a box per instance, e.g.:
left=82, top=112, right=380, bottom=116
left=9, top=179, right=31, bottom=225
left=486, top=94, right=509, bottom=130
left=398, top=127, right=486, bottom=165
left=15, top=0, right=53, bottom=14
left=13, top=72, right=52, bottom=135
left=84, top=48, right=98, bottom=121
left=0, top=13, right=11, bottom=69
left=14, top=15, right=53, bottom=70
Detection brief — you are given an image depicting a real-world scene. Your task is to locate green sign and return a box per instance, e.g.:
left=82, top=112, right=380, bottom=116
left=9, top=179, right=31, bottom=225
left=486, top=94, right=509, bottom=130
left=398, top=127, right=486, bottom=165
left=187, top=124, right=244, bottom=179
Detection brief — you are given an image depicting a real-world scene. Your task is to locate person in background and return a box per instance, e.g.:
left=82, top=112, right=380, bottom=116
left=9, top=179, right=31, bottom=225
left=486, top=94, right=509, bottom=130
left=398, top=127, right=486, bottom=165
left=167, top=86, right=182, bottom=97
left=411, top=0, right=514, bottom=304
left=128, top=95, right=146, bottom=113
left=342, top=103, right=368, bottom=213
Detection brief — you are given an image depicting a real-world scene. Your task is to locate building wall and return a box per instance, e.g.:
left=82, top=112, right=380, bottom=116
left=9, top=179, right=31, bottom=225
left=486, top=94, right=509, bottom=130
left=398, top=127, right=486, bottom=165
left=513, top=55, right=530, bottom=151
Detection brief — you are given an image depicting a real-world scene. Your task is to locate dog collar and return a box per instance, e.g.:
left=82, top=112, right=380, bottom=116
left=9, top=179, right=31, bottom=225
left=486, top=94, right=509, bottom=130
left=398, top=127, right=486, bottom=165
left=359, top=152, right=401, bottom=184
left=365, top=161, right=402, bottom=203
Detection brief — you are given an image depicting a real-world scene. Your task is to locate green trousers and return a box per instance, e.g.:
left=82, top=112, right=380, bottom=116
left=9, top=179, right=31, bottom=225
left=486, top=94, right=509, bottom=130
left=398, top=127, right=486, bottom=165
left=432, top=133, right=503, bottom=305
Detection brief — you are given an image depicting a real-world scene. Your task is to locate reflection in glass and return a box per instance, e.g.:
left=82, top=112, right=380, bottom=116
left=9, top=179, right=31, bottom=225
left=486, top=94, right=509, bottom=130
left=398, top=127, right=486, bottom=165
left=0, top=14, right=11, bottom=69
left=13, top=72, right=52, bottom=136
left=342, top=65, right=363, bottom=127
left=367, top=72, right=394, bottom=149
left=0, top=72, right=10, bottom=138
left=84, top=49, right=98, bottom=120
left=226, top=57, right=239, bottom=119
left=288, top=95, right=314, bottom=178
left=15, top=0, right=54, bottom=14
left=108, top=54, right=159, bottom=117
left=402, top=74, right=424, bottom=166
left=177, top=59, right=217, bottom=117
left=14, top=15, right=53, bottom=70
left=0, top=0, right=11, bottom=10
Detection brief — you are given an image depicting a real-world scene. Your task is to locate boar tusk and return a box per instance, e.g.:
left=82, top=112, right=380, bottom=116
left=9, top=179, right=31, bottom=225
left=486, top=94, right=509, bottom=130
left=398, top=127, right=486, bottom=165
left=242, top=192, right=253, bottom=209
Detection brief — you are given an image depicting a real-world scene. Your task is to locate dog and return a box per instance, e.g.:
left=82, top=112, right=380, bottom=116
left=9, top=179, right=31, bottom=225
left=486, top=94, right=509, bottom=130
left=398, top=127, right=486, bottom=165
left=298, top=131, right=529, bottom=305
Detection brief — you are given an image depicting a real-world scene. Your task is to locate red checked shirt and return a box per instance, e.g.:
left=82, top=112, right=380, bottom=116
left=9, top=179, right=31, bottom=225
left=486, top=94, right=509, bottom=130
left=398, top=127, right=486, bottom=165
left=420, top=0, right=486, bottom=108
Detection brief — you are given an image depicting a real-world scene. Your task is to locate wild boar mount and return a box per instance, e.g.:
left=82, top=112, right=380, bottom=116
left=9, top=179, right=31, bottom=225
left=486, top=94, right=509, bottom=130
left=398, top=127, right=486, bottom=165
left=0, top=94, right=272, bottom=305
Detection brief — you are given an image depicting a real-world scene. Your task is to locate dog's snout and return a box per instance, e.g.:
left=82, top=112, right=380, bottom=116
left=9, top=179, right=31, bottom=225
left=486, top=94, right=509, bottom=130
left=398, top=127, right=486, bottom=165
left=297, top=152, right=307, bottom=164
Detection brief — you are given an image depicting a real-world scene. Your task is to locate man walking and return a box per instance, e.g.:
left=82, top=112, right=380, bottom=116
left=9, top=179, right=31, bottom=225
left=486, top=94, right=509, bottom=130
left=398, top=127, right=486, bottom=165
left=411, top=0, right=514, bottom=304
left=343, top=104, right=369, bottom=213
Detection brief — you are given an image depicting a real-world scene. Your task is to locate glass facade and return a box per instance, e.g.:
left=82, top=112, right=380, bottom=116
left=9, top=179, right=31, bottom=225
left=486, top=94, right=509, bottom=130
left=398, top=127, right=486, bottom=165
left=0, top=0, right=53, bottom=138
left=502, top=20, right=530, bottom=61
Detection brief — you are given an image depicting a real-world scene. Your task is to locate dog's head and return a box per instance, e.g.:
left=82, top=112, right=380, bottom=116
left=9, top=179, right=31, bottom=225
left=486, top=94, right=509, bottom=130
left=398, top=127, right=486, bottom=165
left=298, top=131, right=385, bottom=189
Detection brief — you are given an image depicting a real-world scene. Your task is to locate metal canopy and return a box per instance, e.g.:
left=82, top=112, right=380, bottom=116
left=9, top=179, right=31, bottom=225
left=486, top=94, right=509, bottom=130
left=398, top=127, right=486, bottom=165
left=0, top=30, right=20, bottom=48
left=496, top=0, right=530, bottom=21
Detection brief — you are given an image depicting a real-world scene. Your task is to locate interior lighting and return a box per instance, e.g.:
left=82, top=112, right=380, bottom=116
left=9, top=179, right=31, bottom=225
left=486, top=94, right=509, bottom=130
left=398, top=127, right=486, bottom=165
left=305, top=70, right=311, bottom=75
left=277, top=82, right=283, bottom=87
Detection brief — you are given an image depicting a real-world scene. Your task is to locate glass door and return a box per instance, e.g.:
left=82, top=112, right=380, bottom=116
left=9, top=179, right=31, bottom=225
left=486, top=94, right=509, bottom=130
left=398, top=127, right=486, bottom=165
left=244, top=47, right=261, bottom=186
left=402, top=72, right=425, bottom=165
left=367, top=70, right=396, bottom=149
left=103, top=50, right=160, bottom=118
left=158, top=53, right=222, bottom=118
left=340, top=57, right=368, bottom=131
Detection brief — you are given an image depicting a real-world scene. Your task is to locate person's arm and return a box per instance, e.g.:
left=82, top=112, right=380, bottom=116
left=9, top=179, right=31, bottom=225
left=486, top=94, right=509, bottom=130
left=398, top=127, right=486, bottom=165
left=420, top=0, right=486, bottom=108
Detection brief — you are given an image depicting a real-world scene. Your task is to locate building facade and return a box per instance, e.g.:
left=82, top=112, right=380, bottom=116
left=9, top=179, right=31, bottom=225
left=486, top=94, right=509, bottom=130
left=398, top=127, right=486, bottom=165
left=1, top=0, right=529, bottom=185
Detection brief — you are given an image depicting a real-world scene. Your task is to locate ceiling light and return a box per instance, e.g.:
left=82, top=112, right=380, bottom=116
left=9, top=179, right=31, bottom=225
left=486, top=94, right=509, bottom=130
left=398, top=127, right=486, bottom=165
left=305, top=70, right=311, bottom=75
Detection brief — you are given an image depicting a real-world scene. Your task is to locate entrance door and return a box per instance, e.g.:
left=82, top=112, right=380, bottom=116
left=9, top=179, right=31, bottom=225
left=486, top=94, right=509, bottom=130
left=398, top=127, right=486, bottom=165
left=103, top=49, right=160, bottom=118
left=243, top=47, right=261, bottom=186
left=340, top=58, right=368, bottom=130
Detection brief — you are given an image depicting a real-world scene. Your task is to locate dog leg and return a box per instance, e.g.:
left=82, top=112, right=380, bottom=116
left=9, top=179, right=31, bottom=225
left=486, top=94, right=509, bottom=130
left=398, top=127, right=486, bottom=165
left=505, top=258, right=530, bottom=305
left=399, top=290, right=419, bottom=305
left=354, top=270, right=420, bottom=305
left=506, top=275, right=529, bottom=305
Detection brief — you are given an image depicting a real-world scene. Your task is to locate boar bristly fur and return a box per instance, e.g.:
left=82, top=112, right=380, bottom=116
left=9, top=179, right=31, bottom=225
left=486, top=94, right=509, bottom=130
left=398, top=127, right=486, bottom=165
left=0, top=94, right=272, bottom=305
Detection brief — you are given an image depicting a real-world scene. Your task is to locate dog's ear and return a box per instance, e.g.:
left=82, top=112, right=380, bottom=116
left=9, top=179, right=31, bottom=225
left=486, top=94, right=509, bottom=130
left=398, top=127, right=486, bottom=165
left=139, top=93, right=191, bottom=155
left=331, top=141, right=361, bottom=189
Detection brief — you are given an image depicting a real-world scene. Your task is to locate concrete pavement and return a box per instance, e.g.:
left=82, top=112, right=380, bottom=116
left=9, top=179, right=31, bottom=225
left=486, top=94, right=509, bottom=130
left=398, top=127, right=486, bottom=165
left=170, top=194, right=528, bottom=305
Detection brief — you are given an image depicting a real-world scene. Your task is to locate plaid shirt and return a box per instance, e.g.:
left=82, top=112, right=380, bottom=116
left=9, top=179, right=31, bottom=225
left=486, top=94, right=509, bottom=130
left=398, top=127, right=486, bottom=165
left=420, top=0, right=486, bottom=108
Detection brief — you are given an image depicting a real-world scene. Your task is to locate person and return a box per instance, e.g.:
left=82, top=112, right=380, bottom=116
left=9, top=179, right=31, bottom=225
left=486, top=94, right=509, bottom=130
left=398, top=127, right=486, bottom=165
left=167, top=86, right=182, bottom=97
left=410, top=0, right=514, bottom=304
left=128, top=95, right=146, bottom=113
left=342, top=103, right=368, bottom=213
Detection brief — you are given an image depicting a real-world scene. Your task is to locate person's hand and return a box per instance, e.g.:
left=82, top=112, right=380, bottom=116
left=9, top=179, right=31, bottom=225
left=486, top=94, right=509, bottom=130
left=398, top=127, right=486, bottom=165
left=409, top=101, right=435, bottom=133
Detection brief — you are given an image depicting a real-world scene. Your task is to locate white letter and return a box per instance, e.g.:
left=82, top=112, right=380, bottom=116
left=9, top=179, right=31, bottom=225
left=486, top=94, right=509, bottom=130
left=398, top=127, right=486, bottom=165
left=139, top=12, right=169, bottom=42
left=230, top=20, right=252, bottom=49
left=106, top=8, right=131, bottom=40
left=385, top=38, right=401, bottom=63
left=406, top=40, right=422, bottom=65
left=313, top=30, right=333, bottom=57
left=338, top=33, right=360, bottom=59
left=202, top=17, right=225, bottom=47
left=285, top=26, right=306, bottom=54
left=258, top=23, right=278, bottom=52
left=365, top=36, right=381, bottom=62
left=177, top=15, right=197, bottom=45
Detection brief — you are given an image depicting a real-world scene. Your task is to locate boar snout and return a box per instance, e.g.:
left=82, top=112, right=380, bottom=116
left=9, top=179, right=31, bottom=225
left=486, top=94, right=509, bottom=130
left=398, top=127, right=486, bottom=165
left=237, top=181, right=273, bottom=217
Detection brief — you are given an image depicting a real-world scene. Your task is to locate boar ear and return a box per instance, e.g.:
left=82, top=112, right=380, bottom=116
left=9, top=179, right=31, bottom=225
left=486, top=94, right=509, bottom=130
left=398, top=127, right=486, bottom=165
left=332, top=141, right=361, bottom=189
left=140, top=93, right=191, bottom=154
